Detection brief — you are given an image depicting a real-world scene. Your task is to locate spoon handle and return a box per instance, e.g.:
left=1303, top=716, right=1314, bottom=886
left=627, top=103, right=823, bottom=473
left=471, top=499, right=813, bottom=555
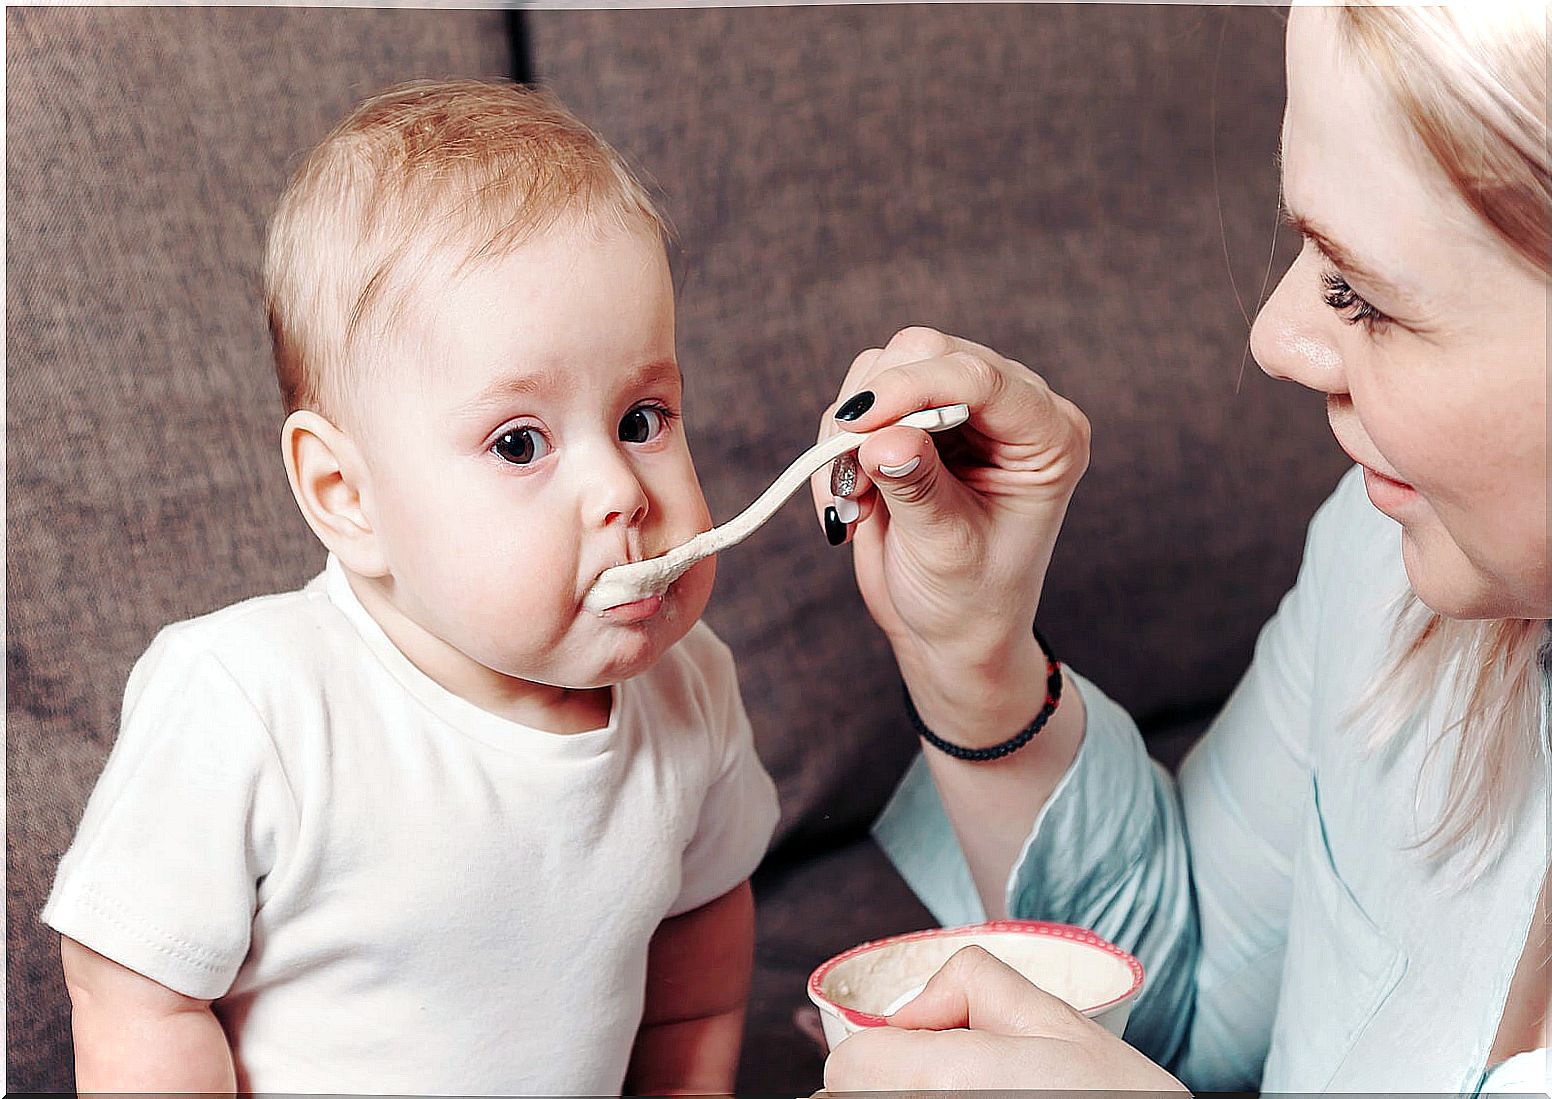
left=687, top=403, right=970, bottom=561
left=584, top=403, right=968, bottom=610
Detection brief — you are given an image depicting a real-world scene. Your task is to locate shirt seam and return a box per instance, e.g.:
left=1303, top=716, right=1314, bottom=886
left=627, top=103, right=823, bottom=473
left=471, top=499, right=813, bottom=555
left=68, top=883, right=233, bottom=975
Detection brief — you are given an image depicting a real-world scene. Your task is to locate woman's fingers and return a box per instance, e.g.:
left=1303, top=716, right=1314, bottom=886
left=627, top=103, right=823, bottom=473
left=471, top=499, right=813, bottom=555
left=812, top=325, right=1089, bottom=551
left=832, top=328, right=1087, bottom=478
left=852, top=425, right=980, bottom=559
left=886, top=945, right=1083, bottom=1037
left=824, top=944, right=1185, bottom=1093
left=823, top=1025, right=1000, bottom=1093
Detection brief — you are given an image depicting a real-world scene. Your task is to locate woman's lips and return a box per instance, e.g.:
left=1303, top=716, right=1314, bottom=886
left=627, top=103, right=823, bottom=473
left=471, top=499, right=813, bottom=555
left=1333, top=436, right=1413, bottom=490
left=1361, top=464, right=1418, bottom=514
left=1330, top=434, right=1417, bottom=514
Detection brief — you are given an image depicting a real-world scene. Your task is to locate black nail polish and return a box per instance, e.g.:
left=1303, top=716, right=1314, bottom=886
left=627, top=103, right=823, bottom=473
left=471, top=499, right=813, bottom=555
left=824, top=505, right=847, bottom=545
left=834, top=391, right=876, bottom=422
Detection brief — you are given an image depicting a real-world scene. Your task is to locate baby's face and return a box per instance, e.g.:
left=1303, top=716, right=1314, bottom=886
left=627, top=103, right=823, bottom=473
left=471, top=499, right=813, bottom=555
left=352, top=216, right=714, bottom=691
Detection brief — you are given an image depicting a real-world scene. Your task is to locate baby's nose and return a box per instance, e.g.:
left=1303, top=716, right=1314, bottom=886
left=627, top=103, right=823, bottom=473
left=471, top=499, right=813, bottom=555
left=585, top=453, right=649, bottom=530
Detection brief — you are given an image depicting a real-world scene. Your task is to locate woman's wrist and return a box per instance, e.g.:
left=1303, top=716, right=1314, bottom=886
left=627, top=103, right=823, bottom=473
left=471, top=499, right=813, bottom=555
left=894, top=625, right=1054, bottom=750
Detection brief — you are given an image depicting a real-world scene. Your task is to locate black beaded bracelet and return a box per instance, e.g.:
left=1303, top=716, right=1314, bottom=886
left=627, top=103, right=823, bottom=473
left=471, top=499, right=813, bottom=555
left=903, top=624, right=1063, bottom=762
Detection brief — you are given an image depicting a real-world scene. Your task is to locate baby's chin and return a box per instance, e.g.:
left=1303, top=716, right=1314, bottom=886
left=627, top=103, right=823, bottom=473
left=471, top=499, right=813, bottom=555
left=534, top=585, right=708, bottom=687
left=591, top=595, right=704, bottom=681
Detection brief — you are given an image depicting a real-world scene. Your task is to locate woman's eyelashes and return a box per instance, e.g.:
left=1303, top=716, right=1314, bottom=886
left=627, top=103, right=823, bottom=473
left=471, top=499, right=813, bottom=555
left=1321, top=270, right=1391, bottom=332
left=489, top=402, right=679, bottom=467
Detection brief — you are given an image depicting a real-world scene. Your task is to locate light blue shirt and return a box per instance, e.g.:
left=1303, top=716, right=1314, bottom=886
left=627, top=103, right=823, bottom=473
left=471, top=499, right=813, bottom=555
left=875, top=466, right=1550, bottom=1093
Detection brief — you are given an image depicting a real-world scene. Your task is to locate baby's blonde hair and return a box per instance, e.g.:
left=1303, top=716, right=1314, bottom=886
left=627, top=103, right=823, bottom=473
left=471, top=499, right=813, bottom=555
left=263, top=79, right=668, bottom=422
left=1338, top=2, right=1550, bottom=874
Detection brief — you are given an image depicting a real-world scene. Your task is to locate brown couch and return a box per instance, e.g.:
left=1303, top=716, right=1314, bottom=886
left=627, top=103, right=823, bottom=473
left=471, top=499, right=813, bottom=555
left=7, top=5, right=1345, bottom=1093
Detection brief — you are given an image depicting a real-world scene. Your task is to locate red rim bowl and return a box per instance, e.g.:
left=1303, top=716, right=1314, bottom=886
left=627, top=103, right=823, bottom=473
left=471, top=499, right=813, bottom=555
left=807, top=919, right=1146, bottom=1029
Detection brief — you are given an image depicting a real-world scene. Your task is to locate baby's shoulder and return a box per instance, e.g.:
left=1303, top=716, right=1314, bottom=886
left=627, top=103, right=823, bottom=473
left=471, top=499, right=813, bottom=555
left=139, top=570, right=357, bottom=703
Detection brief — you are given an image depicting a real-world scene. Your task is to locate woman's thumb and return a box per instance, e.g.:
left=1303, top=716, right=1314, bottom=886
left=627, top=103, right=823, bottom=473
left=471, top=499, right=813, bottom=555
left=857, top=426, right=973, bottom=536
left=886, top=945, right=1078, bottom=1037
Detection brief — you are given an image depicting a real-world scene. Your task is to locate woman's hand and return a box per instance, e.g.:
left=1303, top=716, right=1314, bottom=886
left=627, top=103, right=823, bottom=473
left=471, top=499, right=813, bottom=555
left=810, top=327, right=1091, bottom=738
left=822, top=946, right=1186, bottom=1093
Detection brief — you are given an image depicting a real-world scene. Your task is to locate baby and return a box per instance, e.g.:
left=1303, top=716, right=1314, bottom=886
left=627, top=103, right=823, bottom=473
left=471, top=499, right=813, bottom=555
left=44, top=79, right=779, bottom=1094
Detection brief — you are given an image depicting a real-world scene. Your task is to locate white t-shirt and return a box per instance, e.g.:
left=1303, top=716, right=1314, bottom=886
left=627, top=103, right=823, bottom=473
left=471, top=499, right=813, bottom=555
left=43, top=555, right=780, bottom=1094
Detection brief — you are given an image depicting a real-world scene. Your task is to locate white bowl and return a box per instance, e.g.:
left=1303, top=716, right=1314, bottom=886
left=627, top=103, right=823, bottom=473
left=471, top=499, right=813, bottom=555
left=806, top=920, right=1145, bottom=1051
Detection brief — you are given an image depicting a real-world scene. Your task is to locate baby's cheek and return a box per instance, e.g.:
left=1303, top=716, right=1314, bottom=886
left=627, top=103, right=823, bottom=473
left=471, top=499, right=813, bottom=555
left=673, top=477, right=713, bottom=537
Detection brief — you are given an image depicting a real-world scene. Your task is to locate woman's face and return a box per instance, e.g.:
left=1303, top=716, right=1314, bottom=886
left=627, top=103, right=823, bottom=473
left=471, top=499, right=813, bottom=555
left=1251, top=6, right=1549, bottom=620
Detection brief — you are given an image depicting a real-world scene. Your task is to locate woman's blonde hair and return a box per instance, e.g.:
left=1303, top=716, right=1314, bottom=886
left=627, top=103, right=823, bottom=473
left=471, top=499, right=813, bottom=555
left=264, top=79, right=668, bottom=423
left=1338, top=2, right=1550, bottom=872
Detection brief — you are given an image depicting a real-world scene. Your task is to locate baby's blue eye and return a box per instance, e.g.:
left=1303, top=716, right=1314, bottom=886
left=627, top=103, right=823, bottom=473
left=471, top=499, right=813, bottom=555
left=492, top=427, right=550, bottom=466
left=619, top=405, right=671, bottom=444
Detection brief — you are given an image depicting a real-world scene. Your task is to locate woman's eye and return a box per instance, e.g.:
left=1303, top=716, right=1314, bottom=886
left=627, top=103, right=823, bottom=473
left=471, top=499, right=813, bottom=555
left=619, top=404, right=673, bottom=444
left=491, top=427, right=550, bottom=466
left=1321, top=271, right=1390, bottom=332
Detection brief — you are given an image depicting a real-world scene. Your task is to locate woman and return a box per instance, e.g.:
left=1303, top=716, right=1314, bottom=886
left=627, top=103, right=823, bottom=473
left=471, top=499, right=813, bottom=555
left=810, top=3, right=1548, bottom=1092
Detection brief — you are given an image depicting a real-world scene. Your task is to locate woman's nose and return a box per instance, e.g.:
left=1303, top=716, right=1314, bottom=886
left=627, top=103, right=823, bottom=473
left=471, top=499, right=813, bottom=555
left=1250, top=249, right=1349, bottom=395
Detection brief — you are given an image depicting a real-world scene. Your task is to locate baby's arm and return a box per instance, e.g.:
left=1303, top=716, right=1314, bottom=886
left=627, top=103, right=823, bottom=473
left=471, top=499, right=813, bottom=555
left=61, top=936, right=237, bottom=1091
left=625, top=880, right=754, bottom=1096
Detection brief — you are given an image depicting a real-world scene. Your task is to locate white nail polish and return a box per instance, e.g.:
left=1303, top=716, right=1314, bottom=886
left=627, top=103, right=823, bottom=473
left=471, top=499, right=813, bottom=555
left=878, top=456, right=921, bottom=478
left=833, top=496, right=860, bottom=524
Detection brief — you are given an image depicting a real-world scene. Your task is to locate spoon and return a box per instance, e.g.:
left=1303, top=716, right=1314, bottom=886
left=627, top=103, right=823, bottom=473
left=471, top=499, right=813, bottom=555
left=584, top=403, right=970, bottom=612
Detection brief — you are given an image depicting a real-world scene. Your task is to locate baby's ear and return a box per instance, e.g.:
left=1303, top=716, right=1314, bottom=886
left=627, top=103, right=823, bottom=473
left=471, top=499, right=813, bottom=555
left=282, top=410, right=389, bottom=578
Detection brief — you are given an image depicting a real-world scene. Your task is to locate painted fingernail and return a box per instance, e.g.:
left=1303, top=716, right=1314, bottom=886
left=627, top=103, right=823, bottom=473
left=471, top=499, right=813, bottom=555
left=831, top=453, right=859, bottom=497
left=834, top=391, right=876, bottom=422
left=878, top=456, right=921, bottom=478
left=833, top=496, right=860, bottom=524
left=824, top=505, right=847, bottom=545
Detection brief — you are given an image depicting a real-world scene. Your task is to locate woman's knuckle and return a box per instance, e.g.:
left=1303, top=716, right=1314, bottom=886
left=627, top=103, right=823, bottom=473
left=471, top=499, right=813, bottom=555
left=946, top=943, right=997, bottom=975
left=822, top=1041, right=857, bottom=1089
left=824, top=1029, right=900, bottom=1090
left=1071, top=407, right=1093, bottom=450
left=948, top=349, right=1001, bottom=394
left=890, top=325, right=952, bottom=357
left=850, top=346, right=884, bottom=372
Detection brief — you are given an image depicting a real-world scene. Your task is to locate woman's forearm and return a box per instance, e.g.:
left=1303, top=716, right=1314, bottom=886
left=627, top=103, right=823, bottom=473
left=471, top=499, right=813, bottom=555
left=899, top=633, right=1087, bottom=920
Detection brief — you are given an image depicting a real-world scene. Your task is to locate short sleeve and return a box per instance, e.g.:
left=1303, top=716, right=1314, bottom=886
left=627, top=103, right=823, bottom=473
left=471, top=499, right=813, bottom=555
left=667, top=631, right=780, bottom=917
left=41, top=627, right=298, bottom=999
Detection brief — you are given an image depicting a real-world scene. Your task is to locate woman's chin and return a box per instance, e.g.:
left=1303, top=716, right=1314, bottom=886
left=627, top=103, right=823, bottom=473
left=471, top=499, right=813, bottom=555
left=1400, top=530, right=1520, bottom=621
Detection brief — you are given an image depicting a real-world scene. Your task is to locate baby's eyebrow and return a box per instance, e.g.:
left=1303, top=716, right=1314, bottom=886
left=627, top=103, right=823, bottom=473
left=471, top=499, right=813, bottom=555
left=458, top=368, right=561, bottom=416
left=627, top=358, right=683, bottom=390
left=456, top=359, right=681, bottom=418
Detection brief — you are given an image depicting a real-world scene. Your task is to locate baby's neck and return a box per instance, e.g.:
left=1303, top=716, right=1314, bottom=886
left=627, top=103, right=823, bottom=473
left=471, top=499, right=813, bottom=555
left=507, top=685, right=612, bottom=735
left=345, top=570, right=613, bottom=735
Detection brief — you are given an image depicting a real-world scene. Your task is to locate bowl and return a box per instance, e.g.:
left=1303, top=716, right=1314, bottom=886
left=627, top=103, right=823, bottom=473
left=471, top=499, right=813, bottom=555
left=806, top=919, right=1145, bottom=1051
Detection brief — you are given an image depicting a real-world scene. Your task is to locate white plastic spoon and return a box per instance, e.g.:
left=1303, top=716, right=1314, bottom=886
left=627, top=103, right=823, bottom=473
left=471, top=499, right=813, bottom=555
left=584, top=403, right=970, bottom=612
